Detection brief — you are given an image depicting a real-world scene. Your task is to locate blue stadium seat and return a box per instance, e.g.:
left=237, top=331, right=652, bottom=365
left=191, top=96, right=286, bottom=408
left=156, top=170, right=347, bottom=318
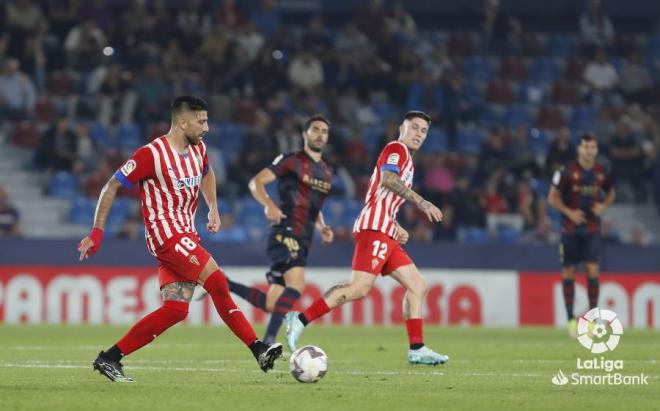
left=545, top=33, right=572, bottom=57
left=116, top=123, right=142, bottom=152
left=503, top=105, right=532, bottom=128
left=569, top=105, right=597, bottom=131
left=322, top=197, right=346, bottom=227
left=456, top=128, right=482, bottom=155
left=237, top=196, right=267, bottom=227
left=90, top=121, right=111, bottom=147
left=496, top=227, right=521, bottom=243
left=69, top=196, right=95, bottom=226
left=341, top=199, right=363, bottom=228
left=527, top=128, right=551, bottom=156
left=462, top=55, right=494, bottom=82
left=474, top=104, right=500, bottom=128
left=531, top=57, right=560, bottom=83
left=424, top=128, right=449, bottom=152
left=458, top=226, right=490, bottom=244
left=48, top=171, right=78, bottom=198
left=105, top=198, right=130, bottom=234
left=362, top=125, right=384, bottom=153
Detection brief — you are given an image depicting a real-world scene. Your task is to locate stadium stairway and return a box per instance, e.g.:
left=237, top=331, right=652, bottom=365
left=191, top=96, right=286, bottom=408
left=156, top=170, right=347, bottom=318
left=0, top=142, right=87, bottom=238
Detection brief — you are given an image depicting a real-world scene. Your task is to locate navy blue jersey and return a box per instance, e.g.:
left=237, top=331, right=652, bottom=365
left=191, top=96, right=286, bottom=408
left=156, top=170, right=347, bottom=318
left=552, top=161, right=613, bottom=235
left=267, top=151, right=332, bottom=247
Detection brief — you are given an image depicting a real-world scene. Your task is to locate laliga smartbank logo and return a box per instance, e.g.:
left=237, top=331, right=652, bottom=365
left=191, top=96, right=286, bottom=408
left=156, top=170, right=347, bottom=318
left=577, top=308, right=623, bottom=353
left=551, top=308, right=649, bottom=386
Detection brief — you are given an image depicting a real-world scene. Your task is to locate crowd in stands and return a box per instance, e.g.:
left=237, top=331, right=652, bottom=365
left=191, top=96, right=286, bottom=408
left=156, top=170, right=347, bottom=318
left=0, top=0, right=659, bottom=245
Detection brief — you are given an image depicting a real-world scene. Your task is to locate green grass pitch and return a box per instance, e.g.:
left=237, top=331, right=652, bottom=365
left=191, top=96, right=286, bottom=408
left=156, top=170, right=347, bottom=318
left=0, top=325, right=657, bottom=410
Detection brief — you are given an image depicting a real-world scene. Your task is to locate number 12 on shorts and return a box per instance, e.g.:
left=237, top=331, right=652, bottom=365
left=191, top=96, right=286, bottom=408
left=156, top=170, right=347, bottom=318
left=372, top=240, right=387, bottom=259
left=174, top=236, right=197, bottom=257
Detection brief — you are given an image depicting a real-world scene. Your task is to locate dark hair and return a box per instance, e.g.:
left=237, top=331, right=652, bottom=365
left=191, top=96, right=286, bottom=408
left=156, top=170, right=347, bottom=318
left=579, top=132, right=598, bottom=144
left=171, top=96, right=208, bottom=118
left=404, top=110, right=432, bottom=125
left=303, top=113, right=331, bottom=130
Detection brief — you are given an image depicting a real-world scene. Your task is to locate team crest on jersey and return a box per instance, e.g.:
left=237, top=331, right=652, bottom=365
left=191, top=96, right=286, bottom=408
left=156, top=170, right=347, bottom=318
left=386, top=153, right=400, bottom=165
left=120, top=160, right=136, bottom=176
left=371, top=258, right=379, bottom=270
left=189, top=255, right=200, bottom=266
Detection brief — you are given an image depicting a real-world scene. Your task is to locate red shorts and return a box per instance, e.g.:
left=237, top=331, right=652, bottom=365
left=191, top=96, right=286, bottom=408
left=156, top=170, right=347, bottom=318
left=155, top=233, right=211, bottom=288
left=351, top=230, right=413, bottom=275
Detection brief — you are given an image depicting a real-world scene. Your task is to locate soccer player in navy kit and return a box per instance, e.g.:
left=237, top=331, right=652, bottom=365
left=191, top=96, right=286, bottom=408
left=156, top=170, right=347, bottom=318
left=201, top=114, right=334, bottom=345
left=548, top=133, right=615, bottom=337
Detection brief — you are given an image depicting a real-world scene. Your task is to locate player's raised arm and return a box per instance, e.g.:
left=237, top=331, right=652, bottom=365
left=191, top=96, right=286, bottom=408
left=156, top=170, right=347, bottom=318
left=77, top=176, right=122, bottom=260
left=380, top=170, right=443, bottom=223
left=249, top=167, right=286, bottom=224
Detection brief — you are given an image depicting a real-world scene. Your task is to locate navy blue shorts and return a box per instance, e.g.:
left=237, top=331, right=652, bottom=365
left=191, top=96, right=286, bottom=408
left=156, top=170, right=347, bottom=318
left=265, top=230, right=309, bottom=286
left=560, top=233, right=601, bottom=267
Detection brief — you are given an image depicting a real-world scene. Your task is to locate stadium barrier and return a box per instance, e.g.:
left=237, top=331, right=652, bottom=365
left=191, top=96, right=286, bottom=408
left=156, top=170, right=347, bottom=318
left=1, top=266, right=658, bottom=329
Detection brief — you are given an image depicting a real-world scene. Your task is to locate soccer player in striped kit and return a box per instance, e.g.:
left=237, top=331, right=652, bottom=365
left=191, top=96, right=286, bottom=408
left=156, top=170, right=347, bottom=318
left=548, top=133, right=615, bottom=337
left=285, top=111, right=449, bottom=365
left=77, top=96, right=282, bottom=382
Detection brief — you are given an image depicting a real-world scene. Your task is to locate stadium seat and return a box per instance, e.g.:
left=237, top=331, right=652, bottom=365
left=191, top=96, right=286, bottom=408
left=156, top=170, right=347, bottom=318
left=462, top=55, right=494, bottom=82
left=90, top=121, right=111, bottom=147
left=456, top=128, right=482, bottom=155
left=503, top=104, right=532, bottom=128
left=531, top=57, right=560, bottom=83
left=424, top=128, right=449, bottom=152
left=545, top=33, right=572, bottom=57
left=458, top=226, right=490, bottom=244
left=527, top=128, right=552, bottom=156
left=474, top=104, right=501, bottom=128
left=552, top=80, right=580, bottom=105
left=105, top=198, right=130, bottom=234
left=496, top=227, right=521, bottom=243
left=69, top=196, right=96, bottom=226
left=569, top=105, right=597, bottom=131
left=48, top=171, right=78, bottom=199
left=116, top=123, right=143, bottom=153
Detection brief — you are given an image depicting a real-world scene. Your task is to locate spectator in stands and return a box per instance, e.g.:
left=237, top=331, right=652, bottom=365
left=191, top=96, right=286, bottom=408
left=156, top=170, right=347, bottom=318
left=63, top=19, right=106, bottom=71
left=250, top=0, right=280, bottom=38
left=387, top=1, right=417, bottom=39
left=619, top=50, right=653, bottom=105
left=449, top=174, right=483, bottom=228
left=302, top=15, right=332, bottom=57
left=89, top=63, right=137, bottom=126
left=288, top=51, right=324, bottom=93
left=583, top=48, right=622, bottom=108
left=35, top=114, right=77, bottom=172
left=609, top=120, right=646, bottom=203
left=545, top=127, right=576, bottom=177
left=0, top=58, right=37, bottom=119
left=6, top=0, right=43, bottom=58
left=0, top=185, right=20, bottom=237
left=579, top=0, right=615, bottom=50
left=134, top=62, right=171, bottom=122
left=334, top=22, right=369, bottom=57
left=234, top=21, right=265, bottom=66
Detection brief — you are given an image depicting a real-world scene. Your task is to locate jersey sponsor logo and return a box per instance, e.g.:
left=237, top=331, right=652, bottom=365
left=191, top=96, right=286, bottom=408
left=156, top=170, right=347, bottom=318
left=167, top=167, right=202, bottom=189
left=302, top=174, right=331, bottom=193
left=386, top=153, right=400, bottom=165
left=272, top=154, right=284, bottom=165
left=120, top=160, right=136, bottom=176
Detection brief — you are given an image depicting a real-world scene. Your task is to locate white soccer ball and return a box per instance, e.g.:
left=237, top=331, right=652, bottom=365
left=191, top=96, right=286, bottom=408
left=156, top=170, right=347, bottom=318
left=289, top=345, right=328, bottom=383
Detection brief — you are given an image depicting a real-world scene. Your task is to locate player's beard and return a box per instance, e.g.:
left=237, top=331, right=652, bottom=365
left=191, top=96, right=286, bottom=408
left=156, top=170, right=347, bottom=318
left=186, top=133, right=202, bottom=146
left=308, top=139, right=325, bottom=153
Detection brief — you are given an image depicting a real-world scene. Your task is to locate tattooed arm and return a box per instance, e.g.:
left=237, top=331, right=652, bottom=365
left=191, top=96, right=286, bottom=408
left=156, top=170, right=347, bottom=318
left=380, top=170, right=443, bottom=223
left=78, top=176, right=123, bottom=260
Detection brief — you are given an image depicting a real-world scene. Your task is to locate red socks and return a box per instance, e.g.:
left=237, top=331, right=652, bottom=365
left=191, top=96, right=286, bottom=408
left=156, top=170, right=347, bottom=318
left=301, top=298, right=331, bottom=324
left=116, top=300, right=189, bottom=355
left=405, top=318, right=424, bottom=346
left=204, top=270, right=257, bottom=346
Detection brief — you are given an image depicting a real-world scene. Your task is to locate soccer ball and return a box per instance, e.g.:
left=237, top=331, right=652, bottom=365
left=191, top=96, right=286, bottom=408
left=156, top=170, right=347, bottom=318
left=289, top=345, right=328, bottom=383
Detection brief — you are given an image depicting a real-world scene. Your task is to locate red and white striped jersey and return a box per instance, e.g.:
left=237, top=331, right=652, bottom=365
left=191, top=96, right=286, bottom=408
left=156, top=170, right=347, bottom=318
left=114, top=136, right=209, bottom=255
left=353, top=141, right=414, bottom=239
